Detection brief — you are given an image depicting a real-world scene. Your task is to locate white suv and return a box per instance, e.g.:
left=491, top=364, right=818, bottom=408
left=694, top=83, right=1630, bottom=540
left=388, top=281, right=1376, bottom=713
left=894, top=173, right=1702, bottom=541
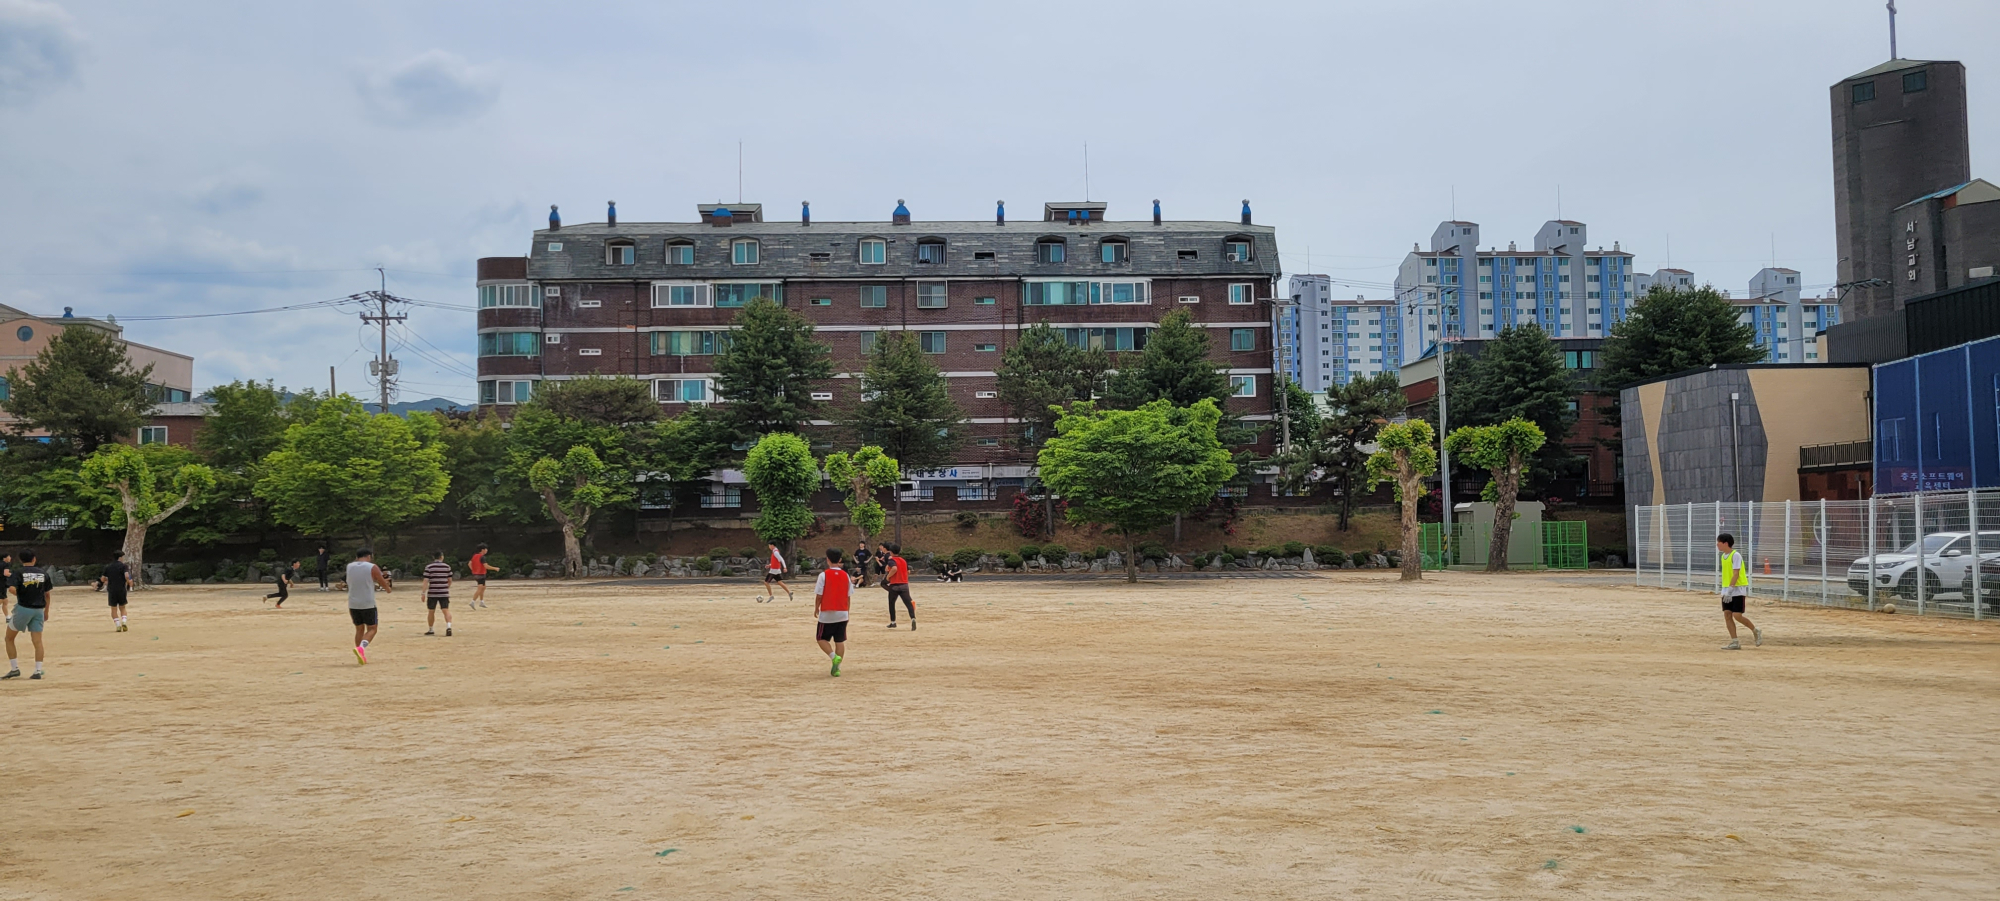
left=1846, top=531, right=2000, bottom=600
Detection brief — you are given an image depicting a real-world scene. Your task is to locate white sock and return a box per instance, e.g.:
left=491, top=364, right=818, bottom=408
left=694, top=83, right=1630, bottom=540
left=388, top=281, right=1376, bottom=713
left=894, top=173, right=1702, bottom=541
left=33, top=662, right=42, bottom=672
left=360, top=639, right=369, bottom=648
left=7, top=659, right=15, bottom=670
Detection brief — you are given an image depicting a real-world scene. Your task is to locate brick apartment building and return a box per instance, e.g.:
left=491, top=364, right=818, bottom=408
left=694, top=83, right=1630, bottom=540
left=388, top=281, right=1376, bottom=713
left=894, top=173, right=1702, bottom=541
left=476, top=200, right=1282, bottom=503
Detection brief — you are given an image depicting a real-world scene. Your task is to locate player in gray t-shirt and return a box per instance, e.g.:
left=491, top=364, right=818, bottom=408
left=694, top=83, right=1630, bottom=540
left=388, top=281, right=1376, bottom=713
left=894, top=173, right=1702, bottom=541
left=346, top=548, right=393, bottom=665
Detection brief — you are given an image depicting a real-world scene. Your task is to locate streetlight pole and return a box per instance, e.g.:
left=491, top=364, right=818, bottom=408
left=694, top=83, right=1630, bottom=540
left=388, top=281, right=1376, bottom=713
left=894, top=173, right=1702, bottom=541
left=1400, top=283, right=1455, bottom=554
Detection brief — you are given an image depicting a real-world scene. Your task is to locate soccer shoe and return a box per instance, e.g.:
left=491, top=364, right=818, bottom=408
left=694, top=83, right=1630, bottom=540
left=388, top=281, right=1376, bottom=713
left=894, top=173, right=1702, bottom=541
left=424, top=629, right=435, bottom=636
left=830, top=654, right=842, bottom=677
left=28, top=671, right=40, bottom=680
left=887, top=622, right=898, bottom=628
left=1753, top=628, right=1763, bottom=647
left=445, top=626, right=453, bottom=637
left=1720, top=640, right=1741, bottom=650
left=0, top=669, right=18, bottom=679
left=909, top=619, right=916, bottom=632
left=354, top=645, right=368, bottom=665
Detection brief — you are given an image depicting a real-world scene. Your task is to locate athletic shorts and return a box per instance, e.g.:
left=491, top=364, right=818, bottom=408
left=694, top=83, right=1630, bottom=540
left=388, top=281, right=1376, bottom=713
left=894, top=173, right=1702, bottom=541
left=474, top=575, right=487, bottom=585
left=766, top=568, right=785, bottom=579
left=8, top=606, right=45, bottom=633
left=816, top=620, right=849, bottom=642
left=426, top=596, right=450, bottom=610
left=1721, top=596, right=1747, bottom=614
left=107, top=592, right=129, bottom=608
left=349, top=607, right=379, bottom=626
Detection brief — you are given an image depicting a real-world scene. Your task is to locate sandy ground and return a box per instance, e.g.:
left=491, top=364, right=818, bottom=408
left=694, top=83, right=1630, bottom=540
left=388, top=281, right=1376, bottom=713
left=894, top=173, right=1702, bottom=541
left=1, top=571, right=1996, bottom=900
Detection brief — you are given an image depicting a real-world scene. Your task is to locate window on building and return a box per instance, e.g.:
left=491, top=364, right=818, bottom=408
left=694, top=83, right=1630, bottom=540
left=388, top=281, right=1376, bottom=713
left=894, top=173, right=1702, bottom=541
left=479, top=284, right=542, bottom=308
left=973, top=251, right=996, bottom=261
left=1563, top=350, right=1596, bottom=369
left=478, top=332, right=540, bottom=356
left=916, top=239, right=945, bottom=264
left=916, top=282, right=948, bottom=308
left=918, top=332, right=947, bottom=354
left=1090, top=281, right=1148, bottom=304
left=655, top=378, right=711, bottom=403
left=731, top=239, right=759, bottom=265
left=976, top=437, right=1000, bottom=447
left=859, top=332, right=880, bottom=354
left=1036, top=239, right=1067, bottom=263
left=665, top=241, right=694, bottom=265
left=1229, top=375, right=1256, bottom=397
left=1228, top=284, right=1254, bottom=305
left=713, top=283, right=782, bottom=307
left=479, top=379, right=535, bottom=405
left=605, top=241, right=636, bottom=265
left=138, top=426, right=168, bottom=445
left=860, top=286, right=888, bottom=308
left=0, top=375, right=10, bottom=401
left=810, top=297, right=832, bottom=306
left=1230, top=328, right=1255, bottom=352
left=974, top=296, right=995, bottom=305
left=1904, top=69, right=1928, bottom=93
left=860, top=238, right=886, bottom=264
left=1101, top=240, right=1128, bottom=263
left=1024, top=281, right=1087, bottom=305
left=651, top=330, right=727, bottom=356
left=652, top=283, right=711, bottom=307
left=1224, top=240, right=1252, bottom=261
left=1061, top=327, right=1150, bottom=352
left=1177, top=249, right=1198, bottom=260
left=1852, top=80, right=1877, bottom=102
left=974, top=343, right=997, bottom=352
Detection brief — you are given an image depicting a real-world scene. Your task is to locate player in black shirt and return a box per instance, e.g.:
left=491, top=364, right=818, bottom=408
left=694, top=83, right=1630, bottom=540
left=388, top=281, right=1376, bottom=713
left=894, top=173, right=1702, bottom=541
left=99, top=551, right=133, bottom=632
left=4, top=549, right=53, bottom=679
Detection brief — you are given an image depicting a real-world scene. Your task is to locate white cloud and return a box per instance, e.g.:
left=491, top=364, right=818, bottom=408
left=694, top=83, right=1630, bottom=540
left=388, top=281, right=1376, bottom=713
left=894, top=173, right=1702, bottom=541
left=0, top=0, right=82, bottom=108
left=355, top=49, right=498, bottom=127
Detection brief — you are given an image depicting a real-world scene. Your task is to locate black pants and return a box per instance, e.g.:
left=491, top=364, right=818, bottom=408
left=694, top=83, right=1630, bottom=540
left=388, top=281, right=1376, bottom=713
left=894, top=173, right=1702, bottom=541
left=266, top=583, right=289, bottom=601
left=886, top=583, right=914, bottom=621
left=317, top=569, right=329, bottom=589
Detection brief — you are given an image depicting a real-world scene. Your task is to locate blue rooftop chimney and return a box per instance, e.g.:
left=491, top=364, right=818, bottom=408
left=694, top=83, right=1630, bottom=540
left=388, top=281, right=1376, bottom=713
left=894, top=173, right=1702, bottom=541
left=548, top=205, right=560, bottom=230
left=801, top=201, right=810, bottom=225
left=1079, top=208, right=1090, bottom=225
left=606, top=201, right=616, bottom=227
left=1152, top=199, right=1162, bottom=225
left=1067, top=209, right=1078, bottom=225
left=996, top=200, right=1005, bottom=225
left=1241, top=199, right=1252, bottom=225
left=892, top=199, right=911, bottom=226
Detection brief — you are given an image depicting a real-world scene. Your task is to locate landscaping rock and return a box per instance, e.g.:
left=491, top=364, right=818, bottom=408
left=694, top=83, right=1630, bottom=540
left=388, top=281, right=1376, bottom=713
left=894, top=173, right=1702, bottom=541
left=1341, top=560, right=1357, bottom=570
left=1139, top=560, right=1159, bottom=574
left=1088, top=561, right=1105, bottom=573
left=1105, top=551, right=1121, bottom=567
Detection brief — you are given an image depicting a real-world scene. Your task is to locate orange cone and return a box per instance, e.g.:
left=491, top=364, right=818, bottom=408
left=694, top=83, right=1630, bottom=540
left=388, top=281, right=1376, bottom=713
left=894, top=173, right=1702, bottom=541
left=1763, top=557, right=1772, bottom=574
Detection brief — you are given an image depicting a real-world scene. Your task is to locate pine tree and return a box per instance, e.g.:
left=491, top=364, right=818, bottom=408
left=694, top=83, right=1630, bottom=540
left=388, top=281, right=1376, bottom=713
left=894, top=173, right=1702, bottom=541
left=1443, top=324, right=1576, bottom=492
left=712, top=298, right=835, bottom=441
left=1598, top=286, right=1766, bottom=391
left=851, top=331, right=964, bottom=542
left=995, top=323, right=1109, bottom=452
left=1103, top=309, right=1230, bottom=409
left=3, top=325, right=154, bottom=453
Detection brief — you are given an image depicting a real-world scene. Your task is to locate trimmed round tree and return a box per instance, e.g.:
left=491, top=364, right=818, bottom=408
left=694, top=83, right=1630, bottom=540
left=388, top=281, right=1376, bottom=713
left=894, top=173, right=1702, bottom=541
left=79, top=444, right=216, bottom=588
left=823, top=446, right=900, bottom=545
left=743, top=433, right=820, bottom=559
left=1036, top=399, right=1235, bottom=583
left=1366, top=419, right=1439, bottom=582
left=1443, top=418, right=1547, bottom=572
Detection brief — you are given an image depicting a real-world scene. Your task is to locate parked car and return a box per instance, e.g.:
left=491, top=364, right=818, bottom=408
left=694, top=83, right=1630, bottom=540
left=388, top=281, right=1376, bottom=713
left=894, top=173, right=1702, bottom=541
left=1956, top=554, right=2000, bottom=610
left=1847, top=531, right=2000, bottom=600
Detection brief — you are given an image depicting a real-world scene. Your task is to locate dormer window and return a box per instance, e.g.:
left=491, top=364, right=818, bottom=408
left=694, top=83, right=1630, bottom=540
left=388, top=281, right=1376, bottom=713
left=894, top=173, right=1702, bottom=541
left=916, top=239, right=945, bottom=264
left=859, top=238, right=886, bottom=265
left=731, top=239, right=759, bottom=265
left=1100, top=239, right=1128, bottom=263
left=1223, top=239, right=1252, bottom=262
left=665, top=240, right=694, bottom=265
left=605, top=240, right=636, bottom=265
left=1036, top=238, right=1066, bottom=264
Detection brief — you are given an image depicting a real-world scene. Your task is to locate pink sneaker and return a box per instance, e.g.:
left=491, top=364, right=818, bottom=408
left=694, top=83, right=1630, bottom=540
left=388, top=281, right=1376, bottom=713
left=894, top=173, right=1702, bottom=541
left=354, top=645, right=368, bottom=665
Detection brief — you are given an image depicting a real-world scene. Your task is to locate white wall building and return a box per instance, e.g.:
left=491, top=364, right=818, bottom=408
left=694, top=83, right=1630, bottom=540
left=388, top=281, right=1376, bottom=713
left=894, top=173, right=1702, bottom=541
left=1279, top=274, right=1402, bottom=391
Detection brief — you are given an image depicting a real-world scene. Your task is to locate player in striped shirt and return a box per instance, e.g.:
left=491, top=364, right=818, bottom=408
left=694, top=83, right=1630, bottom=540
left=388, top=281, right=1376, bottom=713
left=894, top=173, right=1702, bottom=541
left=422, top=550, right=455, bottom=637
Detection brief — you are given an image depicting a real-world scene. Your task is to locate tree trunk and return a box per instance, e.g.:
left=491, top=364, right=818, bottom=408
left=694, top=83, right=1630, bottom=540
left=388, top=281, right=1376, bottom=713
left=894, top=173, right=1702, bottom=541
left=1124, top=533, right=1138, bottom=583
left=1396, top=460, right=1423, bottom=582
left=1174, top=513, right=1181, bottom=545
left=124, top=518, right=150, bottom=589
left=560, top=522, right=583, bottom=579
left=1338, top=473, right=1354, bottom=531
left=1485, top=455, right=1523, bottom=573
left=1044, top=495, right=1054, bottom=540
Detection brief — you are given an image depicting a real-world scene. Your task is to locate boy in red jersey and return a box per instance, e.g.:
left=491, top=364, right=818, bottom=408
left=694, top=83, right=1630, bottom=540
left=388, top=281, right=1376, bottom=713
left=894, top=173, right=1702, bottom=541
left=881, top=542, right=915, bottom=631
left=814, top=548, right=851, bottom=677
left=760, top=543, right=793, bottom=603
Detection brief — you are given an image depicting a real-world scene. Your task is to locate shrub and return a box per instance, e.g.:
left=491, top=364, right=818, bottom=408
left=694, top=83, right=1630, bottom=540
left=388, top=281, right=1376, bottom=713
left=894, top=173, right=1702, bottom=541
left=1002, top=552, right=1024, bottom=570
left=693, top=555, right=712, bottom=570
left=1093, top=545, right=1110, bottom=559
left=1186, top=552, right=1210, bottom=568
left=1041, top=543, right=1069, bottom=561
left=739, top=546, right=760, bottom=560
left=1280, top=540, right=1307, bottom=558
left=955, top=511, right=980, bottom=528
left=1138, top=542, right=1169, bottom=561
left=951, top=548, right=984, bottom=567
left=1017, top=544, right=1042, bottom=561
left=74, top=563, right=104, bottom=584
left=1217, top=553, right=1236, bottom=567
left=166, top=560, right=216, bottom=583
left=1254, top=545, right=1280, bottom=559
left=1222, top=544, right=1248, bottom=559
left=709, top=546, right=733, bottom=559
left=644, top=552, right=659, bottom=564
left=1315, top=546, right=1346, bottom=566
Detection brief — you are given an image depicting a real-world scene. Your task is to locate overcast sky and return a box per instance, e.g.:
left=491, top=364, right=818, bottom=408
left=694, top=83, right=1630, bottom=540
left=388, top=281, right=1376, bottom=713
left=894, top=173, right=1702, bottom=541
left=1, top=0, right=1996, bottom=404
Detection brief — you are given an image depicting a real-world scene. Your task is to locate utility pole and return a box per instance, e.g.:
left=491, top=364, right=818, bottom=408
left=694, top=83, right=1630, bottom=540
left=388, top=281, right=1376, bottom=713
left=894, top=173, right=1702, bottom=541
left=358, top=268, right=409, bottom=413
left=1401, top=283, right=1455, bottom=554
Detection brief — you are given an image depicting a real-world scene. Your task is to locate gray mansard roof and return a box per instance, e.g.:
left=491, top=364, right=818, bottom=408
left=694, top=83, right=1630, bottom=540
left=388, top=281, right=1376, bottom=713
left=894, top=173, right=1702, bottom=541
left=524, top=220, right=1281, bottom=281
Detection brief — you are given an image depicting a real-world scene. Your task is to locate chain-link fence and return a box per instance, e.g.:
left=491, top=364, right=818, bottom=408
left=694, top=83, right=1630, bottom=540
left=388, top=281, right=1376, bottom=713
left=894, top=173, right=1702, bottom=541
left=1633, top=490, right=2000, bottom=620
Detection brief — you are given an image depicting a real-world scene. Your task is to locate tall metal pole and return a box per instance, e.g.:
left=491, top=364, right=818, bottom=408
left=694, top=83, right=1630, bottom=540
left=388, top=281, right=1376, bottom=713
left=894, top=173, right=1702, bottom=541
left=1433, top=286, right=1453, bottom=556
left=358, top=269, right=407, bottom=414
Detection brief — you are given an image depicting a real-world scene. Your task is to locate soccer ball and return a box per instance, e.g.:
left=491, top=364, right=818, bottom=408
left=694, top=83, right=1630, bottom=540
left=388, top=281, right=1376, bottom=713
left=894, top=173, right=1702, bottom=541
left=1881, top=603, right=1898, bottom=615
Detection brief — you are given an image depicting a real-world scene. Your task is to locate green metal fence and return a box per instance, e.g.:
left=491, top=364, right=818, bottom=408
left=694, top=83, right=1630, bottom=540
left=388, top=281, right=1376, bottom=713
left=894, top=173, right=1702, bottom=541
left=1419, top=520, right=1589, bottom=570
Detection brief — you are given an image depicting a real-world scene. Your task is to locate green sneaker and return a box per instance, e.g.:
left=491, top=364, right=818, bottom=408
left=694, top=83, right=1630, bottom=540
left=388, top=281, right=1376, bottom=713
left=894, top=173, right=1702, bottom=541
left=830, top=654, right=842, bottom=677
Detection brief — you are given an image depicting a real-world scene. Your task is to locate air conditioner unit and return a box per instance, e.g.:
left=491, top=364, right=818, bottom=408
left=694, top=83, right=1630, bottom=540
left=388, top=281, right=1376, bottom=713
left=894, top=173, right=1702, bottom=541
left=1226, top=252, right=1245, bottom=262
left=544, top=286, right=561, bottom=297
left=545, top=334, right=561, bottom=344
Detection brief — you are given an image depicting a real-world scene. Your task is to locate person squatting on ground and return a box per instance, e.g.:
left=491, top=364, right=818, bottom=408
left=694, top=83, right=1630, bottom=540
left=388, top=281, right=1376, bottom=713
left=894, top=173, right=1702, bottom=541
left=99, top=551, right=134, bottom=631
left=423, top=550, right=454, bottom=637
left=3, top=550, right=53, bottom=680
left=265, top=559, right=295, bottom=608
left=1717, top=533, right=1763, bottom=650
left=347, top=548, right=393, bottom=664
left=849, top=540, right=872, bottom=589
left=882, top=542, right=915, bottom=630
left=761, top=543, right=793, bottom=603
left=815, top=548, right=852, bottom=677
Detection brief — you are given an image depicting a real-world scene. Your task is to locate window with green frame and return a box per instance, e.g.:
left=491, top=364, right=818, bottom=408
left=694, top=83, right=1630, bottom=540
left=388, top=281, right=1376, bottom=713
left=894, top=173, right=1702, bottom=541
left=859, top=285, right=888, bottom=308
left=713, top=283, right=782, bottom=307
left=652, top=330, right=728, bottom=356
left=478, top=331, right=540, bottom=356
left=1230, top=328, right=1255, bottom=351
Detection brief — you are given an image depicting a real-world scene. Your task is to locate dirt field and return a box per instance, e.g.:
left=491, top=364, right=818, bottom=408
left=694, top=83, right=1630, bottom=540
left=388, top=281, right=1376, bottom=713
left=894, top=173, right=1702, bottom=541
left=2, top=571, right=1995, bottom=900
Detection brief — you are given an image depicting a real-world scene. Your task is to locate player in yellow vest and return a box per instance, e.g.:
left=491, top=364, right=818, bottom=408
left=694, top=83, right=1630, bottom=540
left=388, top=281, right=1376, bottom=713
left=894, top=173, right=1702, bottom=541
left=1717, top=533, right=1761, bottom=650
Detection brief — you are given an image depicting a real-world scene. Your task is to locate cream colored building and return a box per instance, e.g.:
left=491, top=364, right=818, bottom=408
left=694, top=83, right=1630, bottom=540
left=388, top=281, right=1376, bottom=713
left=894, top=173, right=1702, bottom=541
left=0, top=304, right=197, bottom=435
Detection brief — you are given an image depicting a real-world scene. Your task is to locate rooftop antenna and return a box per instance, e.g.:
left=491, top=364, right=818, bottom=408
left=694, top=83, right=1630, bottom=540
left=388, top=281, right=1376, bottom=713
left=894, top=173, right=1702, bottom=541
left=1888, top=0, right=1899, bottom=59
left=737, top=141, right=743, bottom=204
left=1083, top=142, right=1090, bottom=201
left=1556, top=184, right=1562, bottom=220
left=1450, top=185, right=1455, bottom=221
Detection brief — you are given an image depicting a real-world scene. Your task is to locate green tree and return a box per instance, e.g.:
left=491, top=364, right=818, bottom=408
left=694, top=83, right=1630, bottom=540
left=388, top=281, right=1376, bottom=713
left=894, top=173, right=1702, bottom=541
left=1598, top=285, right=1766, bottom=392
left=503, top=378, right=656, bottom=546
left=254, top=396, right=450, bottom=543
left=181, top=379, right=295, bottom=542
left=995, top=323, right=1109, bottom=452
left=79, top=444, right=217, bottom=586
left=1441, top=324, right=1576, bottom=492
left=1273, top=372, right=1402, bottom=531
left=1367, top=419, right=1439, bottom=582
left=0, top=448, right=90, bottom=536
left=529, top=445, right=624, bottom=578
left=634, top=406, right=731, bottom=539
left=742, top=432, right=820, bottom=556
left=852, top=330, right=963, bottom=542
left=1037, top=399, right=1235, bottom=583
left=1443, top=418, right=1547, bottom=572
left=823, top=446, right=900, bottom=543
left=437, top=410, right=526, bottom=537
left=1276, top=378, right=1322, bottom=453
left=1103, top=309, right=1230, bottom=410
left=532, top=376, right=662, bottom=425
left=713, top=298, right=835, bottom=440
left=3, top=324, right=154, bottom=452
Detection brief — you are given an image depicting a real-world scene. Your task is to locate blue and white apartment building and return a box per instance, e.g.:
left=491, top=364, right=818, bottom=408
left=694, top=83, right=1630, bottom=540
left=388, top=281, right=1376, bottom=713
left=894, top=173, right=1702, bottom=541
left=1394, top=219, right=1636, bottom=364
left=1278, top=274, right=1402, bottom=392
